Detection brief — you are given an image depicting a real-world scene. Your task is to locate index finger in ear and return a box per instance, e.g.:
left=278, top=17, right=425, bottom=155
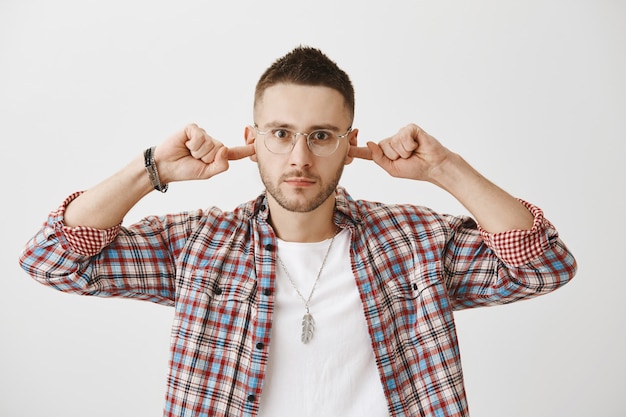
left=348, top=145, right=373, bottom=160
left=227, top=144, right=256, bottom=160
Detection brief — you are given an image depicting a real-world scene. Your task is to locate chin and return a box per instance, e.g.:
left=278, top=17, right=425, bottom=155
left=271, top=189, right=333, bottom=213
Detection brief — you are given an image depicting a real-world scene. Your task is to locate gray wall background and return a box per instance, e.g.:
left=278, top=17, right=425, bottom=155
left=1, top=1, right=624, bottom=416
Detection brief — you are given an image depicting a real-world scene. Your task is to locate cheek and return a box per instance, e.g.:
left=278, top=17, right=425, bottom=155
left=331, top=151, right=350, bottom=170
left=257, top=156, right=278, bottom=178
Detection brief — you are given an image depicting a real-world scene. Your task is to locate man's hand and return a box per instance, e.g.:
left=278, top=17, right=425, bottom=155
left=349, top=123, right=452, bottom=183
left=63, top=124, right=255, bottom=229
left=349, top=123, right=535, bottom=232
left=155, top=123, right=256, bottom=184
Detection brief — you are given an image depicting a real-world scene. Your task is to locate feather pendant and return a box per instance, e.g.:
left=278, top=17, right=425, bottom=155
left=301, top=312, right=315, bottom=344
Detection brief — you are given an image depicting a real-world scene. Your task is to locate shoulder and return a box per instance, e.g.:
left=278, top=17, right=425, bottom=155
left=192, top=193, right=266, bottom=228
left=337, top=187, right=445, bottom=228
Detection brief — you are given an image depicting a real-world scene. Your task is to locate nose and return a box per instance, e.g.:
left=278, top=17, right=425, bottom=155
left=288, top=133, right=313, bottom=167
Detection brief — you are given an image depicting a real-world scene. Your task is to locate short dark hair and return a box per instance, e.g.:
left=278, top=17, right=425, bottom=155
left=254, top=46, right=355, bottom=120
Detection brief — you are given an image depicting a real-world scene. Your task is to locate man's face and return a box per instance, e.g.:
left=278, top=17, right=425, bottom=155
left=247, top=83, right=356, bottom=213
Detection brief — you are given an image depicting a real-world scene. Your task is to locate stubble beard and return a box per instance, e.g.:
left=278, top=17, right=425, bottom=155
left=259, top=165, right=345, bottom=213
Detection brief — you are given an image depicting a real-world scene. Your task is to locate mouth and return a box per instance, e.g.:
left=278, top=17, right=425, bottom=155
left=283, top=176, right=316, bottom=187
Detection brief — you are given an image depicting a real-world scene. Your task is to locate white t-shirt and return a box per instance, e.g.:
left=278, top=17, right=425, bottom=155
left=258, top=229, right=389, bottom=417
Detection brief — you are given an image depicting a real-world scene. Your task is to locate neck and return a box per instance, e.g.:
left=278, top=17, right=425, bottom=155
left=266, top=194, right=337, bottom=242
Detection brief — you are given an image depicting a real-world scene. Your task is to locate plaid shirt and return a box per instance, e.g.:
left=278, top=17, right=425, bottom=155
left=19, top=187, right=576, bottom=417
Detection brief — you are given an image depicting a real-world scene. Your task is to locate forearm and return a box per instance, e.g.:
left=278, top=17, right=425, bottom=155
left=62, top=123, right=253, bottom=229
left=64, top=154, right=153, bottom=229
left=431, top=153, right=534, bottom=233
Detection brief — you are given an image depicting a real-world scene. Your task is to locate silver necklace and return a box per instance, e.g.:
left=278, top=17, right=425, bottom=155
left=276, top=229, right=339, bottom=344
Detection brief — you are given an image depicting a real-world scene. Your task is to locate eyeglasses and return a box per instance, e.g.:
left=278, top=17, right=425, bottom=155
left=253, top=125, right=352, bottom=157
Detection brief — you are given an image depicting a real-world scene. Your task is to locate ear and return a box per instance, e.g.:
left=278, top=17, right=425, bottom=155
left=344, top=128, right=359, bottom=165
left=244, top=125, right=258, bottom=162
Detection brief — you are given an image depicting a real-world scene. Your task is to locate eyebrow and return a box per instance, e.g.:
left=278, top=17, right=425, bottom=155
left=261, top=121, right=343, bottom=132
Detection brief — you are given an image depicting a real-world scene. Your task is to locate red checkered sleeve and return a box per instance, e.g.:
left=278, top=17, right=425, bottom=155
left=52, top=191, right=122, bottom=256
left=477, top=200, right=551, bottom=267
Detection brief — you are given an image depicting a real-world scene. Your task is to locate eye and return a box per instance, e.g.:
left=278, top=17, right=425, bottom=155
left=271, top=129, right=291, bottom=140
left=310, top=130, right=332, bottom=142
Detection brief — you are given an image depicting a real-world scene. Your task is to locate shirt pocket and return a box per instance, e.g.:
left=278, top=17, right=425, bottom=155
left=383, top=261, right=454, bottom=349
left=170, top=270, right=257, bottom=390
left=385, top=260, right=443, bottom=300
left=191, top=268, right=257, bottom=303
left=175, top=269, right=257, bottom=348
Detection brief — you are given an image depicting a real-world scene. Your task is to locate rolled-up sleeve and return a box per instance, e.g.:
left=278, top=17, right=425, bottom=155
left=51, top=192, right=123, bottom=255
left=478, top=200, right=556, bottom=267
left=444, top=200, right=577, bottom=309
left=19, top=192, right=181, bottom=306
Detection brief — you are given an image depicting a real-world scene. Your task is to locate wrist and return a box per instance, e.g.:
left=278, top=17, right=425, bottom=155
left=144, top=146, right=168, bottom=193
left=428, top=153, right=475, bottom=192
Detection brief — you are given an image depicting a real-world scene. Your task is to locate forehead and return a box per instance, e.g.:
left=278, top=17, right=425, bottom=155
left=254, top=83, right=352, bottom=128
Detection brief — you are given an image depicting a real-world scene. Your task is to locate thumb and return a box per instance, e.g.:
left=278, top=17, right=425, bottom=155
left=206, top=145, right=230, bottom=177
left=366, top=141, right=388, bottom=166
left=367, top=141, right=397, bottom=175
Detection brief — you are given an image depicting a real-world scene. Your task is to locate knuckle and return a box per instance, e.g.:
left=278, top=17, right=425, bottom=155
left=185, top=123, right=198, bottom=135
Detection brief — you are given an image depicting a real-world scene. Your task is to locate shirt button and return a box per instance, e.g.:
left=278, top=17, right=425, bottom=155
left=256, top=342, right=264, bottom=350
left=263, top=288, right=272, bottom=296
left=259, top=204, right=266, bottom=211
left=264, top=243, right=274, bottom=251
left=213, top=287, right=223, bottom=296
left=247, top=394, right=256, bottom=402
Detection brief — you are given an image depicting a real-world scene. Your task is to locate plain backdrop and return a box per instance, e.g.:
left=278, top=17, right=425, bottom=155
left=1, top=1, right=624, bottom=416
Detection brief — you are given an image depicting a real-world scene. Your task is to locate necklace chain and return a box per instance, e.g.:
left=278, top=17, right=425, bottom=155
left=276, top=228, right=339, bottom=344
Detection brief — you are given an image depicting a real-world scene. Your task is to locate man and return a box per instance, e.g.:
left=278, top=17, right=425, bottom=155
left=20, top=46, right=577, bottom=417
